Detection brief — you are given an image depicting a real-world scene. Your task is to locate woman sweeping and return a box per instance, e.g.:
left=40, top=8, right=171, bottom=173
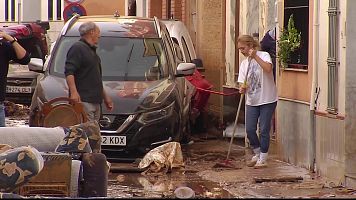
left=237, top=34, right=278, bottom=168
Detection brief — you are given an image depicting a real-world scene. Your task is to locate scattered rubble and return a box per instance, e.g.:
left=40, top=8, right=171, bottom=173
left=4, top=100, right=30, bottom=118
left=254, top=176, right=303, bottom=183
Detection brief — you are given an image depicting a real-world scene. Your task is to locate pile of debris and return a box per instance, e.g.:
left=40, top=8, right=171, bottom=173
left=4, top=101, right=30, bottom=118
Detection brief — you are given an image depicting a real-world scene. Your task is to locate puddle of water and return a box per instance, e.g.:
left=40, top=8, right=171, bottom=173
left=107, top=171, right=233, bottom=198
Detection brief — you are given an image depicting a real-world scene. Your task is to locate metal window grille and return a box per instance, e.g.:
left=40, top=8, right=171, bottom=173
left=56, top=0, right=61, bottom=20
left=48, top=0, right=53, bottom=20
left=4, top=0, right=16, bottom=22
left=5, top=0, right=9, bottom=21
left=326, top=0, right=339, bottom=114
left=11, top=0, right=15, bottom=21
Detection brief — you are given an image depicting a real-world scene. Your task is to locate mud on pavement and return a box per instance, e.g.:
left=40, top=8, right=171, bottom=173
left=185, top=138, right=356, bottom=198
left=108, top=136, right=356, bottom=198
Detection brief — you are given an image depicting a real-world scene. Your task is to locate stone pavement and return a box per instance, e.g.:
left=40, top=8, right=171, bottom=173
left=184, top=135, right=356, bottom=198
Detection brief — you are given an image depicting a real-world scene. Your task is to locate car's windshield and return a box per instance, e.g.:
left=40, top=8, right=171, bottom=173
left=50, top=36, right=168, bottom=81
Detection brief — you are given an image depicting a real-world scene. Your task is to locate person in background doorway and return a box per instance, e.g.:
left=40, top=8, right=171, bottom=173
left=237, top=34, right=278, bottom=168
left=260, top=27, right=276, bottom=81
left=64, top=21, right=114, bottom=122
left=0, top=31, right=30, bottom=127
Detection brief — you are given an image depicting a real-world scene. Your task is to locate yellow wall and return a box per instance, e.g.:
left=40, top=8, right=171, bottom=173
left=196, top=0, right=225, bottom=118
left=65, top=0, right=125, bottom=16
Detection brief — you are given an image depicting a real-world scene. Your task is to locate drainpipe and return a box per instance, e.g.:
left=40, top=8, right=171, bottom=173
left=311, top=1, right=320, bottom=111
left=310, top=0, right=320, bottom=172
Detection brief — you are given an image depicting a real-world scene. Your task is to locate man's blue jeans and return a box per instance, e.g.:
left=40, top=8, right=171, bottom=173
left=245, top=102, right=277, bottom=153
left=0, top=102, right=5, bottom=127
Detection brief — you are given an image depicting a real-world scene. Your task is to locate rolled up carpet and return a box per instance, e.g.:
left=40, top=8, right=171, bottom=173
left=0, top=127, right=65, bottom=152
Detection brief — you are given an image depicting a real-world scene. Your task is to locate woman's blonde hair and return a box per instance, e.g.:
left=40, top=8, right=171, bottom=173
left=237, top=34, right=260, bottom=50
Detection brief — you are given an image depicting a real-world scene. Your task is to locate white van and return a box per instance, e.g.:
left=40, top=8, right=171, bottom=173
left=162, top=19, right=203, bottom=69
left=162, top=19, right=212, bottom=135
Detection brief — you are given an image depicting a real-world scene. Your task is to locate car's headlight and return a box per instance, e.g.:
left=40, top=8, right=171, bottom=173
left=138, top=101, right=175, bottom=124
left=116, top=114, right=137, bottom=133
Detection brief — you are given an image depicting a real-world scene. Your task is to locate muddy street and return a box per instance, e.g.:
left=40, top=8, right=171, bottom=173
left=4, top=102, right=356, bottom=198
left=104, top=138, right=356, bottom=199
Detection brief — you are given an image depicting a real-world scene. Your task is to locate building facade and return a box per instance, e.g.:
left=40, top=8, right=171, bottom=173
left=238, top=0, right=356, bottom=188
left=224, top=0, right=356, bottom=188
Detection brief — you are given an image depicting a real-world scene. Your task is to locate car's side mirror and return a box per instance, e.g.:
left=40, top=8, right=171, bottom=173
left=176, top=63, right=195, bottom=77
left=28, top=58, right=44, bottom=72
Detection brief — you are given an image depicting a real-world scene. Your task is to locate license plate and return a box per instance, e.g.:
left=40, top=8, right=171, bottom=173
left=101, top=136, right=126, bottom=146
left=6, top=86, right=31, bottom=93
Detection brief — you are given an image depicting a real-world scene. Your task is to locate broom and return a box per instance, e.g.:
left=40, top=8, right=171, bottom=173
left=214, top=57, right=251, bottom=168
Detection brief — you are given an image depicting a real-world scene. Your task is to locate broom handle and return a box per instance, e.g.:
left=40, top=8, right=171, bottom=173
left=226, top=57, right=251, bottom=160
left=226, top=93, right=244, bottom=160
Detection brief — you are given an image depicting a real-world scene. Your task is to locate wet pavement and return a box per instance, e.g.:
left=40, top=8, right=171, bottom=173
left=107, top=171, right=233, bottom=198
left=5, top=103, right=356, bottom=198
left=106, top=138, right=356, bottom=198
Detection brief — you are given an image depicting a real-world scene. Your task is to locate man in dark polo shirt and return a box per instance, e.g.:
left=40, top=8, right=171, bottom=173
left=64, top=21, right=113, bottom=122
left=0, top=31, right=30, bottom=127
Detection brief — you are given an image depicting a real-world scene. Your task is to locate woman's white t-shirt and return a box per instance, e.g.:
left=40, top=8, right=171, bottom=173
left=237, top=51, right=278, bottom=106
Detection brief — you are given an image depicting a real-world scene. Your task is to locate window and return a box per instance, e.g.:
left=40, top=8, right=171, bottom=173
left=162, top=33, right=176, bottom=75
left=181, top=37, right=192, bottom=63
left=160, top=24, right=177, bottom=74
left=52, top=37, right=169, bottom=81
left=283, top=0, right=309, bottom=69
left=172, top=38, right=184, bottom=62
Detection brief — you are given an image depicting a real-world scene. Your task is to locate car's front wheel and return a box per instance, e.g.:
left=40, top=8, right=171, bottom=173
left=180, top=104, right=193, bottom=144
left=172, top=106, right=184, bottom=143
